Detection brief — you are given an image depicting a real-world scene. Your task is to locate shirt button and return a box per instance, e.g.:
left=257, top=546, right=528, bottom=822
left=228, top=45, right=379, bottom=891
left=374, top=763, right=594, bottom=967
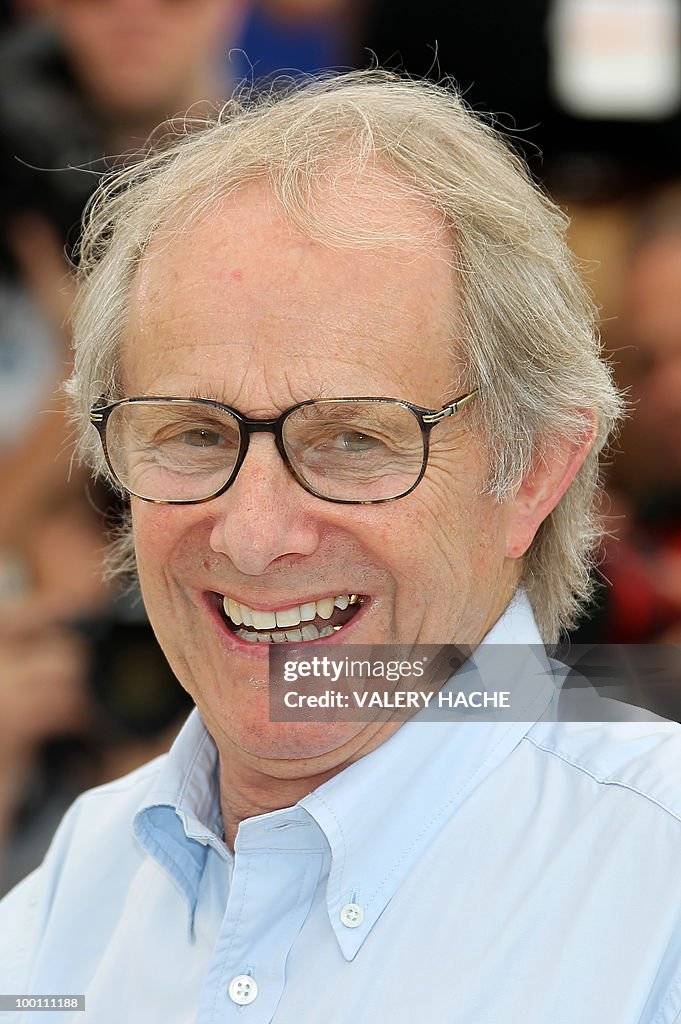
left=228, top=975, right=258, bottom=1005
left=340, top=902, right=364, bottom=928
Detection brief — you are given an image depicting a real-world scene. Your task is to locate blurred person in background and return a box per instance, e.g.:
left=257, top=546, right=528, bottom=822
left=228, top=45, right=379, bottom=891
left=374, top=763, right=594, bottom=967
left=575, top=185, right=681, bottom=649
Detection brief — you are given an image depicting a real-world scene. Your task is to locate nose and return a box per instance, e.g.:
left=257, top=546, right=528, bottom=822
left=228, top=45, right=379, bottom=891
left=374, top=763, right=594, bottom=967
left=208, top=434, right=323, bottom=575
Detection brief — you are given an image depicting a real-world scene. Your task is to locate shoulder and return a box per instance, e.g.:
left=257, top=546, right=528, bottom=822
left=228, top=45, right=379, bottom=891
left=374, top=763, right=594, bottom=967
left=0, top=753, right=167, bottom=994
left=2, top=748, right=167, bottom=880
left=526, top=713, right=681, bottom=826
left=40, top=751, right=169, bottom=857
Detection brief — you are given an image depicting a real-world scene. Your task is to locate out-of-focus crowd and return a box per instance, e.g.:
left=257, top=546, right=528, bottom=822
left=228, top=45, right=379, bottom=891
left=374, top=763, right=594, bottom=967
left=1, top=0, right=681, bottom=893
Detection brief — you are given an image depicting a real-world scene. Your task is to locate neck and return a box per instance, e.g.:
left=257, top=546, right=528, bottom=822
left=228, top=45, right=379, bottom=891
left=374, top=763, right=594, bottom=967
left=216, top=718, right=405, bottom=850
left=218, top=765, right=331, bottom=849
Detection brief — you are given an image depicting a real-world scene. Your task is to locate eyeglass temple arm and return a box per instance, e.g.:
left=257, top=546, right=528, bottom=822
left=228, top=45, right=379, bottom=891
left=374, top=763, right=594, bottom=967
left=421, top=389, right=478, bottom=425
left=90, top=395, right=110, bottom=422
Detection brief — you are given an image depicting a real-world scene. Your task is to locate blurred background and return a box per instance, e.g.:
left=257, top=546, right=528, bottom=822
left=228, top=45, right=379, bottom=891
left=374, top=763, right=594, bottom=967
left=1, top=0, right=681, bottom=894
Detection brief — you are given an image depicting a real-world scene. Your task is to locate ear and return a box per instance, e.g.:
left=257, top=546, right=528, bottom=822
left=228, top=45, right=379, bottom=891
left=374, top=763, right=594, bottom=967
left=504, top=415, right=597, bottom=559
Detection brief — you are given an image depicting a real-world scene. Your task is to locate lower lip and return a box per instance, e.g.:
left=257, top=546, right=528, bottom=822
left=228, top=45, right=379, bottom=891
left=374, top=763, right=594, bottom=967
left=203, top=594, right=368, bottom=657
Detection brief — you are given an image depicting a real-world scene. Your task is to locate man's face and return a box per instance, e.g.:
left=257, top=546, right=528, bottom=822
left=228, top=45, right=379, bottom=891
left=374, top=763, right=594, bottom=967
left=122, top=185, right=519, bottom=770
left=53, top=0, right=243, bottom=119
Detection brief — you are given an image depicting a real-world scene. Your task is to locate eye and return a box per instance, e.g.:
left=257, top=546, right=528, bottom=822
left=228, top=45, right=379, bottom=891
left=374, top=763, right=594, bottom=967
left=308, top=429, right=384, bottom=455
left=333, top=430, right=381, bottom=452
left=178, top=428, right=225, bottom=448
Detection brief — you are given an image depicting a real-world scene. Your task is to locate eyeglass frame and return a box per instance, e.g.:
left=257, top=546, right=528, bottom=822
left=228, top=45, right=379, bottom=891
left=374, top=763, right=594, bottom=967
left=89, top=390, right=479, bottom=506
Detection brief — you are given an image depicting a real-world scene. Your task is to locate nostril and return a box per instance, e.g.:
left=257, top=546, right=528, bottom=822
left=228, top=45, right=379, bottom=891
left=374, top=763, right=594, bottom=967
left=207, top=498, right=322, bottom=572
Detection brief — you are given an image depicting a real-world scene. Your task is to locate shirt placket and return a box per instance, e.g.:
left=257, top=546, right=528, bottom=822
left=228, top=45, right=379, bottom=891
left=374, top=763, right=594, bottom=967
left=197, top=810, right=329, bottom=1024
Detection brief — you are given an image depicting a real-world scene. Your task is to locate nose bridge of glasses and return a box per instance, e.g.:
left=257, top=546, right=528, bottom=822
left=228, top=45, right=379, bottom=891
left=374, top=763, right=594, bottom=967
left=243, top=417, right=282, bottom=436
left=240, top=415, right=289, bottom=465
left=236, top=415, right=296, bottom=488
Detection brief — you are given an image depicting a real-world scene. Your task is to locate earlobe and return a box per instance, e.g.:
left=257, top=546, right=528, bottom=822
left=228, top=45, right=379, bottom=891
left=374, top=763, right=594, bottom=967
left=505, top=417, right=597, bottom=559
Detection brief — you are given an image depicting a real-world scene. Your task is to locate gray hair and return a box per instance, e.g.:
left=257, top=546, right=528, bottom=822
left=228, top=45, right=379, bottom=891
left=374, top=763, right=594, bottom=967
left=66, top=68, right=624, bottom=643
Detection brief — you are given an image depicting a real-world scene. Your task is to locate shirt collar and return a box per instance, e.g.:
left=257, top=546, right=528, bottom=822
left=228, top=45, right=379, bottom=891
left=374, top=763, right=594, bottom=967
left=133, top=711, right=226, bottom=938
left=133, top=590, right=554, bottom=955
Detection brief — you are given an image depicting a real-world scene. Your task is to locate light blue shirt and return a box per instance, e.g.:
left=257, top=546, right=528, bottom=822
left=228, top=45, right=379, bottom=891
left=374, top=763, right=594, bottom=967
left=2, top=593, right=681, bottom=1023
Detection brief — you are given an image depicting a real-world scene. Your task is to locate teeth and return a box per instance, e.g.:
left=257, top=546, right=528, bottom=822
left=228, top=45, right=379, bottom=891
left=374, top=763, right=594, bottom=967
left=251, top=608, right=277, bottom=629
left=276, top=607, right=301, bottom=628
left=227, top=598, right=242, bottom=625
left=236, top=629, right=258, bottom=643
left=316, top=597, right=335, bottom=620
left=235, top=623, right=336, bottom=644
left=224, top=592, right=362, bottom=641
left=299, top=602, right=317, bottom=622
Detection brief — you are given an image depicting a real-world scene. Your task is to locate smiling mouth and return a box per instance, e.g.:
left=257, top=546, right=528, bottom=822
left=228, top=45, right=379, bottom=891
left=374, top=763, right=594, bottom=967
left=217, top=593, right=364, bottom=643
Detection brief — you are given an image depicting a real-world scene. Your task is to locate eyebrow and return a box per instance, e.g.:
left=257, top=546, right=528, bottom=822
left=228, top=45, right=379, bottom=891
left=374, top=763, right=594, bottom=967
left=187, top=383, right=231, bottom=403
left=185, top=383, right=337, bottom=407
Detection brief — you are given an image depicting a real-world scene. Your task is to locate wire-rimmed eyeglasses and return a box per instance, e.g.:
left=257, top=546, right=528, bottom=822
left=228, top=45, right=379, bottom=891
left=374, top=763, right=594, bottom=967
left=89, top=391, right=479, bottom=505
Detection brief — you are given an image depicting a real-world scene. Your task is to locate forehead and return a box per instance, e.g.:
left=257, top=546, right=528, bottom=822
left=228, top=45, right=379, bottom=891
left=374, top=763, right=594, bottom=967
left=123, top=184, right=461, bottom=405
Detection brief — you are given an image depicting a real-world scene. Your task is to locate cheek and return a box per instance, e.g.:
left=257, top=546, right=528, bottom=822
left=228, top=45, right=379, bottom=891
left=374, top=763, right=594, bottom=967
left=130, top=507, right=203, bottom=681
left=353, top=504, right=431, bottom=580
left=409, top=482, right=474, bottom=559
left=417, top=485, right=508, bottom=586
left=130, top=503, right=192, bottom=599
left=132, top=503, right=166, bottom=562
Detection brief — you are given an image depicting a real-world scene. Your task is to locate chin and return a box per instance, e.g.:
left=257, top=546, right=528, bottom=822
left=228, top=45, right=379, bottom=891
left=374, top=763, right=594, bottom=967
left=222, top=717, right=373, bottom=769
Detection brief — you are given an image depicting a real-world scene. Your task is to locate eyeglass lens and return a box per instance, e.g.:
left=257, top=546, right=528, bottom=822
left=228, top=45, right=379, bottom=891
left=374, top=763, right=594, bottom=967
left=104, top=399, right=427, bottom=503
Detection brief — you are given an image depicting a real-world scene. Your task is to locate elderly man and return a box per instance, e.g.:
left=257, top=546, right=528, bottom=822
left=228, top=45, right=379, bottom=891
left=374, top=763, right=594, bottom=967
left=2, top=70, right=681, bottom=1024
